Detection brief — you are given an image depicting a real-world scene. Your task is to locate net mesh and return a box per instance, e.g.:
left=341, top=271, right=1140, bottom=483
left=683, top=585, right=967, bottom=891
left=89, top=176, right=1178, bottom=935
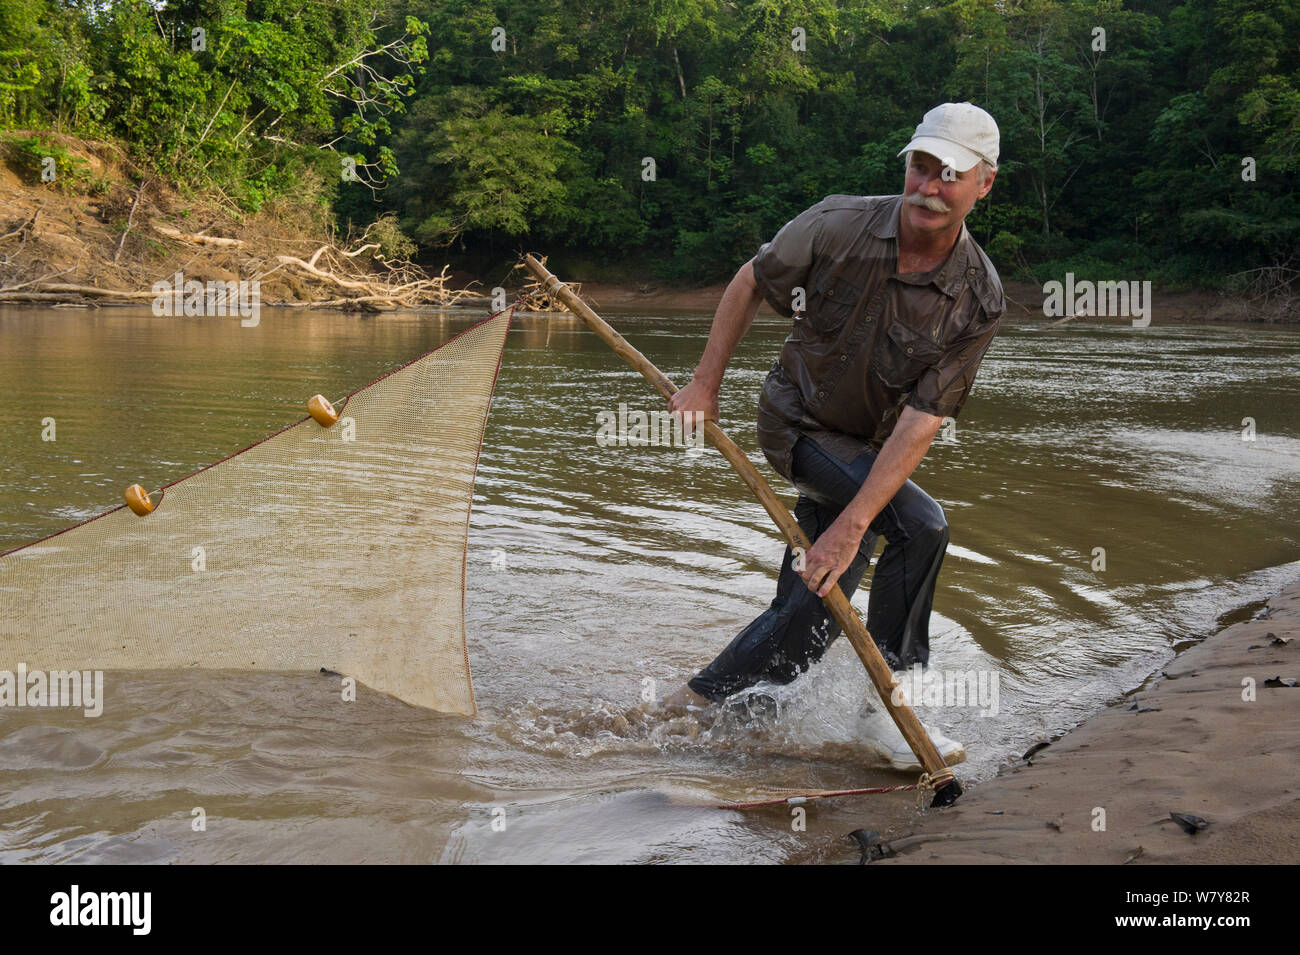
left=0, top=307, right=513, bottom=715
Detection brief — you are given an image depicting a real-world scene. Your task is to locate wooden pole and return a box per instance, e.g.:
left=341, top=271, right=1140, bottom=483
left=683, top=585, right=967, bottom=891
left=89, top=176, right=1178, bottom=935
left=522, top=254, right=962, bottom=806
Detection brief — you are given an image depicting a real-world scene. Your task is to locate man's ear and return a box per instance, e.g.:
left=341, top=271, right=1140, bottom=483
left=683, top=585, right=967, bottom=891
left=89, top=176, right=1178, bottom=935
left=977, top=169, right=997, bottom=200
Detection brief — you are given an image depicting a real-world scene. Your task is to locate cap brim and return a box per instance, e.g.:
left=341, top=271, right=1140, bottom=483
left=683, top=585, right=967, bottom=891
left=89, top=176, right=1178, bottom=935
left=898, top=137, right=981, bottom=172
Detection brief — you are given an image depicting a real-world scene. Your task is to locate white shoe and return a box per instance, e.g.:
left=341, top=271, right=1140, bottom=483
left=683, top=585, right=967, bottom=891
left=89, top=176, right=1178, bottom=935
left=862, top=711, right=966, bottom=771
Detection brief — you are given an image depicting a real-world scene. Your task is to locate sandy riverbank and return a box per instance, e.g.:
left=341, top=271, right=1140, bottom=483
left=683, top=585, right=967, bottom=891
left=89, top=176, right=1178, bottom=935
left=871, top=577, right=1300, bottom=864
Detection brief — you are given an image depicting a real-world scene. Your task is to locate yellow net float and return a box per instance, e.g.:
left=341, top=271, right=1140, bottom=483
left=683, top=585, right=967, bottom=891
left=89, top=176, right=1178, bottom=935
left=124, top=484, right=155, bottom=516
left=307, top=394, right=339, bottom=427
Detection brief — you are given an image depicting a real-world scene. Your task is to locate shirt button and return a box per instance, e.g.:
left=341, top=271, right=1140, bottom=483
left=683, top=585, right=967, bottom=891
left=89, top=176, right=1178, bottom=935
left=818, top=390, right=826, bottom=398
left=839, top=354, right=848, bottom=362
left=967, top=268, right=976, bottom=275
left=906, top=346, right=914, bottom=354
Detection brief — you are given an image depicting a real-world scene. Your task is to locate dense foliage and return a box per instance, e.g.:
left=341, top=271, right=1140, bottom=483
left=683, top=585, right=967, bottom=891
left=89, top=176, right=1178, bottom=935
left=2, top=0, right=1297, bottom=286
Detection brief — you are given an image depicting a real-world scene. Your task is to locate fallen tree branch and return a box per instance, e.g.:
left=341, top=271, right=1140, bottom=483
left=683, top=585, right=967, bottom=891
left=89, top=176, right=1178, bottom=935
left=8, top=283, right=156, bottom=300
left=276, top=294, right=417, bottom=309
left=114, top=178, right=150, bottom=264
left=337, top=242, right=381, bottom=259
left=151, top=220, right=244, bottom=247
left=275, top=251, right=376, bottom=291
left=1, top=267, right=74, bottom=293
left=0, top=292, right=79, bottom=302
left=0, top=207, right=41, bottom=243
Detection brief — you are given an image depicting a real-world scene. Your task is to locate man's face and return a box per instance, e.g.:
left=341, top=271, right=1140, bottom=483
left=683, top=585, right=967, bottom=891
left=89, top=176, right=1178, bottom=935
left=902, top=151, right=996, bottom=237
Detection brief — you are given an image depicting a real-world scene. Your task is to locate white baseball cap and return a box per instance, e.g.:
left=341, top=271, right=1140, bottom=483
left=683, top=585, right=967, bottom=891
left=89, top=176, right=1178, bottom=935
left=898, top=102, right=1000, bottom=172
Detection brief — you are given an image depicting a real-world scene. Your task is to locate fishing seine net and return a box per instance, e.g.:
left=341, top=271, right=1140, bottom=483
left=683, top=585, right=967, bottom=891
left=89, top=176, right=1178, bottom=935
left=0, top=308, right=514, bottom=715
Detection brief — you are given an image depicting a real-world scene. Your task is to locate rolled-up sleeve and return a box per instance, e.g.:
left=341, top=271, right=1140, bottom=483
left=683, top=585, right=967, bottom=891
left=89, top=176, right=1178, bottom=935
left=909, top=308, right=1004, bottom=419
left=752, top=200, right=826, bottom=318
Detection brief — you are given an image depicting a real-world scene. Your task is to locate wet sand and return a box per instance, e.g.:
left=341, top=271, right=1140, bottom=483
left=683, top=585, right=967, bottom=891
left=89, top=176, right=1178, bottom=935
left=875, top=577, right=1300, bottom=865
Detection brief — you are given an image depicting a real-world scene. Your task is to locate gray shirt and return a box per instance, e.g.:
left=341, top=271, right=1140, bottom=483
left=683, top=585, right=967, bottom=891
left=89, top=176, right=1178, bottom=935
left=751, top=193, right=1005, bottom=481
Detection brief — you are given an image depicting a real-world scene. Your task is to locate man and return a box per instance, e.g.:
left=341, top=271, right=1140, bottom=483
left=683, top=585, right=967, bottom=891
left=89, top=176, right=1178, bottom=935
left=663, top=103, right=1005, bottom=769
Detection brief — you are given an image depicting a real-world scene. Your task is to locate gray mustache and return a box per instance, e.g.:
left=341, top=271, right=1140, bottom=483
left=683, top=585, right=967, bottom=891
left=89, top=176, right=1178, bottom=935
left=905, top=193, right=951, bottom=213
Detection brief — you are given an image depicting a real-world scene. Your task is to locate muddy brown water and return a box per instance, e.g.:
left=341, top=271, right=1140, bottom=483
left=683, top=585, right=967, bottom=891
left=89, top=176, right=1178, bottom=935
left=1, top=306, right=1298, bottom=863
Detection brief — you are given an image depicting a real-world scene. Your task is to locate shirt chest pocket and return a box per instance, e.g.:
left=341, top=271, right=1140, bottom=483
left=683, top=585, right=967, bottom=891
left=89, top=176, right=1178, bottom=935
left=871, top=320, right=945, bottom=391
left=808, top=272, right=863, bottom=335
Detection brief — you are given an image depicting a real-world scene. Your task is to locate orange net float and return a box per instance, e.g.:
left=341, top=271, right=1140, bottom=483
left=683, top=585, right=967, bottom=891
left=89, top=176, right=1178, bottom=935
left=307, top=394, right=339, bottom=427
left=124, top=484, right=154, bottom=516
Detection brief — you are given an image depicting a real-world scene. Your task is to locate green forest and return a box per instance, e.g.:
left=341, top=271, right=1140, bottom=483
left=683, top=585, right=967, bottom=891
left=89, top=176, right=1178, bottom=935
left=2, top=0, right=1297, bottom=289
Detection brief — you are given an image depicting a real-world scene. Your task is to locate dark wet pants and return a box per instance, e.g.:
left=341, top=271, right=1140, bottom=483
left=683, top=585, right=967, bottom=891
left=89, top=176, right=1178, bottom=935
left=688, top=435, right=949, bottom=701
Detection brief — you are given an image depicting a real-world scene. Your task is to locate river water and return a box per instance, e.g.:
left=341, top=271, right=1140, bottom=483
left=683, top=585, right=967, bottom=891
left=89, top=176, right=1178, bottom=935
left=1, top=305, right=1298, bottom=864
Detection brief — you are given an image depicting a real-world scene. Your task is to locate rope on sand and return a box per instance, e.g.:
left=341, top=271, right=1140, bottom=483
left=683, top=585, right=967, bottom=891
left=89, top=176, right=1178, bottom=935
left=716, top=781, right=916, bottom=811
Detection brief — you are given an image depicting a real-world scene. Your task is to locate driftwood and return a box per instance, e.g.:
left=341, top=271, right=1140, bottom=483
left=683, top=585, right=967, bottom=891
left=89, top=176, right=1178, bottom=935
left=151, top=220, right=245, bottom=248
left=2, top=243, right=475, bottom=310
left=262, top=244, right=476, bottom=309
left=2, top=192, right=473, bottom=309
left=0, top=282, right=155, bottom=301
left=277, top=295, right=425, bottom=309
left=0, top=292, right=76, bottom=302
left=271, top=245, right=377, bottom=290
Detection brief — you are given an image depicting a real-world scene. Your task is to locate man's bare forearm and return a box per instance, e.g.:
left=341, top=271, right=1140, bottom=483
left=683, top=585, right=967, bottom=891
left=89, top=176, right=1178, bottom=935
left=837, top=406, right=944, bottom=536
left=691, top=259, right=765, bottom=391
